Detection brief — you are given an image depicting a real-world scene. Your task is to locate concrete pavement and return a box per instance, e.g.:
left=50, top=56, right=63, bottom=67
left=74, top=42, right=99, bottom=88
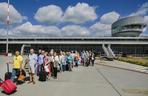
left=96, top=65, right=148, bottom=96
left=97, top=60, right=148, bottom=74
left=0, top=67, right=120, bottom=96
left=0, top=56, right=148, bottom=96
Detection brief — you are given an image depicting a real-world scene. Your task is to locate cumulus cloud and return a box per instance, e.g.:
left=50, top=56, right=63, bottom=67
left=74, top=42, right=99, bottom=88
left=34, top=5, right=63, bottom=24
left=100, top=11, right=120, bottom=24
left=90, top=22, right=111, bottom=36
left=141, top=16, right=148, bottom=36
left=89, top=11, right=120, bottom=37
left=12, top=22, right=61, bottom=36
left=130, top=2, right=148, bottom=36
left=63, top=3, right=97, bottom=24
left=130, top=2, right=148, bottom=16
left=0, top=22, right=91, bottom=37
left=12, top=23, right=90, bottom=37
left=0, top=2, right=24, bottom=24
left=61, top=25, right=90, bottom=36
left=0, top=29, right=7, bottom=36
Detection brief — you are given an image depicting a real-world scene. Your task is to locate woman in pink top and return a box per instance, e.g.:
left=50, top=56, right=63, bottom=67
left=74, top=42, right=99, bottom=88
left=44, top=52, right=51, bottom=79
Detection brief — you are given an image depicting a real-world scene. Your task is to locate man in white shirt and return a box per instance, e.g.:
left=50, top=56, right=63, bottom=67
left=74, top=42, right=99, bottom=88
left=27, top=49, right=37, bottom=84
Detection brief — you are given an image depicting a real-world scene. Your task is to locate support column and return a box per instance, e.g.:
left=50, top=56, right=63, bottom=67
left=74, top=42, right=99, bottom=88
left=107, top=44, right=115, bottom=58
left=21, top=44, right=31, bottom=55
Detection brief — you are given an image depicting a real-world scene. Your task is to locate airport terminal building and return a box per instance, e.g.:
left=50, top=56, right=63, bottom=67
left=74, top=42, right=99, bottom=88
left=0, top=16, right=147, bottom=57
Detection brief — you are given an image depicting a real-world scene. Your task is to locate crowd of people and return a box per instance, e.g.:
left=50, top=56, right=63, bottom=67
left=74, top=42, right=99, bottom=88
left=10, top=49, right=96, bottom=85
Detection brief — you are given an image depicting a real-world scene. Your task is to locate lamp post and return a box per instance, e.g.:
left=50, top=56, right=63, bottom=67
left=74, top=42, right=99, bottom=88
left=6, top=0, right=10, bottom=54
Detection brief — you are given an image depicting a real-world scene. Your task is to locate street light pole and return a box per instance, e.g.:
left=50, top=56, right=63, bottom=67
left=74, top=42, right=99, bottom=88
left=6, top=0, right=10, bottom=54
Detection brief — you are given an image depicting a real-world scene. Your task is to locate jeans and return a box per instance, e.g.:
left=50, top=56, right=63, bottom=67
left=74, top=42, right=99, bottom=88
left=62, top=65, right=66, bottom=72
left=11, top=69, right=20, bottom=82
left=60, top=64, right=63, bottom=71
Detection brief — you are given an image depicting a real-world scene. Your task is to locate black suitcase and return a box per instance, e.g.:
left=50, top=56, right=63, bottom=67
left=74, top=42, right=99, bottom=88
left=5, top=63, right=12, bottom=80
left=38, top=65, right=46, bottom=82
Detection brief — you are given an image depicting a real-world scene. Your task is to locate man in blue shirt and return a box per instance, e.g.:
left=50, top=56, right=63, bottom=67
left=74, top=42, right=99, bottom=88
left=36, top=50, right=45, bottom=76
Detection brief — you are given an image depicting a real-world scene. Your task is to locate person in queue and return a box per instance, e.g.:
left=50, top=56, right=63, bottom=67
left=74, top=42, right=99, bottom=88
left=44, top=52, right=51, bottom=79
left=53, top=52, right=59, bottom=79
left=11, top=51, right=23, bottom=82
left=36, top=50, right=45, bottom=75
left=27, top=48, right=37, bottom=84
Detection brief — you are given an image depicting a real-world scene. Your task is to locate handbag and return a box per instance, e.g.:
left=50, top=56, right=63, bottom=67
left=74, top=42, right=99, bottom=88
left=44, top=65, right=49, bottom=72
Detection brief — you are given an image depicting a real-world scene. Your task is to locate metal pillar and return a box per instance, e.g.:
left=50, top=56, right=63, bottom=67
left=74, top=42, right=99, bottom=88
left=21, top=44, right=31, bottom=55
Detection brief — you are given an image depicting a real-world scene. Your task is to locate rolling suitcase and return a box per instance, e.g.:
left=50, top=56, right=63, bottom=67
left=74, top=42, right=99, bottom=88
left=0, top=79, right=17, bottom=94
left=5, top=63, right=12, bottom=80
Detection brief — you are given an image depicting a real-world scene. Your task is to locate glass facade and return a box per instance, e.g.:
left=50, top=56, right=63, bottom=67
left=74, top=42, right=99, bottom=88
left=0, top=44, right=148, bottom=56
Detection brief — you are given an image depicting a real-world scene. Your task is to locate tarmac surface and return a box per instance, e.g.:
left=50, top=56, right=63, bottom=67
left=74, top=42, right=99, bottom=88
left=0, top=56, right=148, bottom=96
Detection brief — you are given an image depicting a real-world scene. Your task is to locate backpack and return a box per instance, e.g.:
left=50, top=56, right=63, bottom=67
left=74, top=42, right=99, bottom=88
left=17, top=69, right=26, bottom=84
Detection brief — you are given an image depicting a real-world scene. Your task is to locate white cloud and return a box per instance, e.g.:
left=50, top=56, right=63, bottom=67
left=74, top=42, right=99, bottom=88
left=11, top=23, right=90, bottom=37
left=13, top=22, right=61, bottom=36
left=0, top=22, right=91, bottom=37
left=100, top=11, right=120, bottom=24
left=63, top=3, right=97, bottom=24
left=90, top=22, right=111, bottom=36
left=0, top=2, right=24, bottom=24
left=0, top=29, right=7, bottom=36
left=89, top=11, right=120, bottom=37
left=34, top=5, right=63, bottom=24
left=130, top=2, right=148, bottom=36
left=61, top=25, right=90, bottom=36
left=130, top=2, right=148, bottom=16
left=144, top=16, right=148, bottom=24
left=141, top=16, right=148, bottom=36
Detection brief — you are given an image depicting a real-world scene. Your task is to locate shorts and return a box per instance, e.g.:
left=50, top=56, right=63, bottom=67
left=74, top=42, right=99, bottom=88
left=29, top=64, right=35, bottom=74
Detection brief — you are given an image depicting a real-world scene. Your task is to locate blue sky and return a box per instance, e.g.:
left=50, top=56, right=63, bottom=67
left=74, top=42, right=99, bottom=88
left=0, top=0, right=147, bottom=37
left=4, top=0, right=147, bottom=24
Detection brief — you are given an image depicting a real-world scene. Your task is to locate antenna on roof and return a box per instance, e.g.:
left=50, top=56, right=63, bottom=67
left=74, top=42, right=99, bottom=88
left=6, top=0, right=10, bottom=54
left=7, top=0, right=10, bottom=25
